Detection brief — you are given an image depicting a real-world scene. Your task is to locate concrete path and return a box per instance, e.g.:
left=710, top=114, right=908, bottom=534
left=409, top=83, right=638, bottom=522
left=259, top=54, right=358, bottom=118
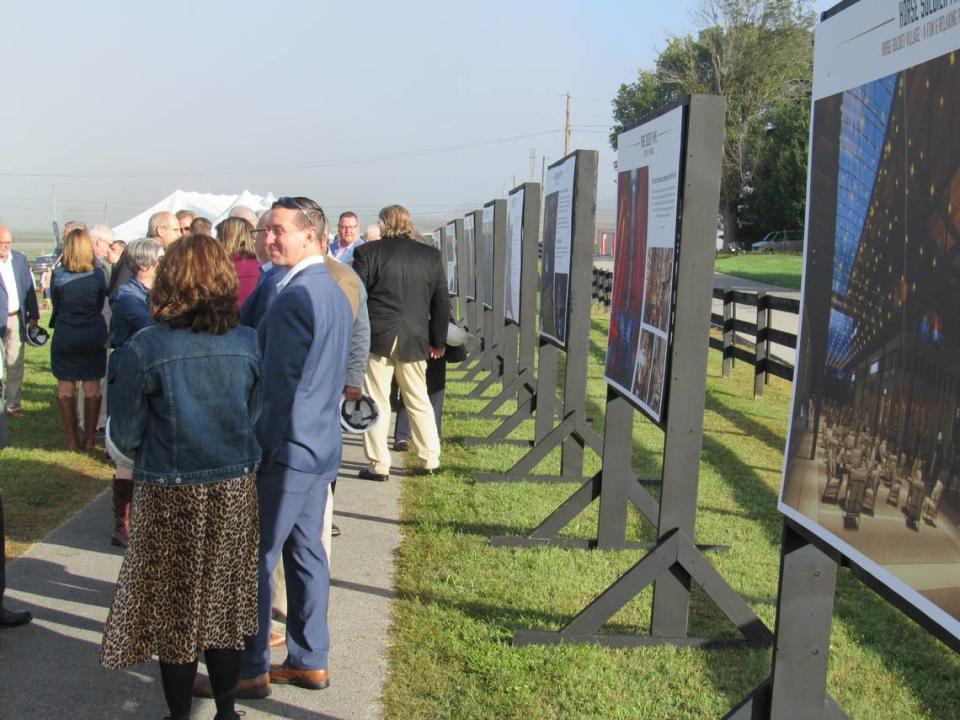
left=0, top=433, right=403, bottom=719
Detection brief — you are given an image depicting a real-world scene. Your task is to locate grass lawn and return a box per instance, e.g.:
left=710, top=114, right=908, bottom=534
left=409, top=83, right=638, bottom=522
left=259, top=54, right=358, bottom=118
left=383, top=308, right=960, bottom=719
left=1, top=305, right=113, bottom=560
left=714, top=253, right=803, bottom=290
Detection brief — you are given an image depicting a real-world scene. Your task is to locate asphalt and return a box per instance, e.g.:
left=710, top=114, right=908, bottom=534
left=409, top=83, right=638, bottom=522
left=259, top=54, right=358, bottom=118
left=0, top=432, right=403, bottom=720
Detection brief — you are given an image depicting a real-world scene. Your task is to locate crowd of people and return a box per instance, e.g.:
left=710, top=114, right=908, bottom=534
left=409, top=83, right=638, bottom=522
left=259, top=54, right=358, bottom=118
left=0, top=198, right=450, bottom=720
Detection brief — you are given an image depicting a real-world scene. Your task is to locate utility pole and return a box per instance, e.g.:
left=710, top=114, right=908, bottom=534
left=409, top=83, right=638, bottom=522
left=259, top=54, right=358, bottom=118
left=564, top=92, right=572, bottom=156
left=529, top=148, right=536, bottom=182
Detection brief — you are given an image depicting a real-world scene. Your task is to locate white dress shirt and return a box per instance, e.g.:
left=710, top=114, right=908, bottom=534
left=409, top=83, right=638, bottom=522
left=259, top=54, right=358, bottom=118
left=0, top=255, right=20, bottom=314
left=275, top=254, right=326, bottom=294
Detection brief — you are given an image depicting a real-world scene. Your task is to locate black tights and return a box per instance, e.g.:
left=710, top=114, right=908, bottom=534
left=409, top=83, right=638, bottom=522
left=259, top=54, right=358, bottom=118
left=159, top=648, right=241, bottom=720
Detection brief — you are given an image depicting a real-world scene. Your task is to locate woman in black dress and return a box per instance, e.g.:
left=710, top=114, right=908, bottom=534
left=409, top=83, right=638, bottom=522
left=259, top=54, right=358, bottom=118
left=50, top=228, right=108, bottom=449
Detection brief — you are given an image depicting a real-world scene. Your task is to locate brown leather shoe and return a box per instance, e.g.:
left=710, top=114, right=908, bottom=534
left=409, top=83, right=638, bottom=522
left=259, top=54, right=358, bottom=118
left=6, top=408, right=24, bottom=419
left=269, top=663, right=330, bottom=690
left=193, top=672, right=270, bottom=699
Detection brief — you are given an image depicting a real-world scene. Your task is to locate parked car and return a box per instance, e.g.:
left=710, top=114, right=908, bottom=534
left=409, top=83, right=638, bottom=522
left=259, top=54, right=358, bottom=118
left=29, top=253, right=59, bottom=276
left=752, top=230, right=803, bottom=253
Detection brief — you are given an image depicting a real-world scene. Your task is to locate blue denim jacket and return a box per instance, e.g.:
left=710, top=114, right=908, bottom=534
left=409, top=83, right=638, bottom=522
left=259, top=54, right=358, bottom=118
left=108, top=323, right=262, bottom=486
left=110, top=278, right=153, bottom=350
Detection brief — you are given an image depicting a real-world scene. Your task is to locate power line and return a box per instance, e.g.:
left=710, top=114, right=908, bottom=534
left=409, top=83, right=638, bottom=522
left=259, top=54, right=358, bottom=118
left=0, top=129, right=563, bottom=180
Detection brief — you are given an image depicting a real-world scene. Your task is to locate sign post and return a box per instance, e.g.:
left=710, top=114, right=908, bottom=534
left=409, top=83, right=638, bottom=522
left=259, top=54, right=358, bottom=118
left=498, top=96, right=770, bottom=652
left=728, top=1, right=960, bottom=715
left=474, top=150, right=603, bottom=483
left=463, top=203, right=505, bottom=388
left=456, top=210, right=484, bottom=369
left=464, top=185, right=542, bottom=447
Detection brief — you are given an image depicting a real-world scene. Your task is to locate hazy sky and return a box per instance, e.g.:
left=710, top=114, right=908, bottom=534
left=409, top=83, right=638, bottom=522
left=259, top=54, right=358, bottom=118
left=0, top=0, right=837, bottom=236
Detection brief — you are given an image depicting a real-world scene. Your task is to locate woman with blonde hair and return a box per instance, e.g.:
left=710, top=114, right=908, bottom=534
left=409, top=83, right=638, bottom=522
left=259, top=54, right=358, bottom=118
left=50, top=228, right=108, bottom=449
left=216, top=217, right=260, bottom=308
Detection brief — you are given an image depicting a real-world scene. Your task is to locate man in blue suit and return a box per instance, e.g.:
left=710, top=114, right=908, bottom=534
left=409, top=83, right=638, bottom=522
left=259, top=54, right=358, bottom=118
left=239, top=258, right=287, bottom=329
left=197, top=197, right=353, bottom=700
left=0, top=226, right=40, bottom=418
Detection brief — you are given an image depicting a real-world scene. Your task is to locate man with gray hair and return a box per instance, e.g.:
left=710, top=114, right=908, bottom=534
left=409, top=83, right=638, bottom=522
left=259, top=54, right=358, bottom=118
left=89, top=224, right=116, bottom=269
left=175, top=209, right=196, bottom=236
left=147, top=211, right=182, bottom=248
left=364, top=224, right=381, bottom=242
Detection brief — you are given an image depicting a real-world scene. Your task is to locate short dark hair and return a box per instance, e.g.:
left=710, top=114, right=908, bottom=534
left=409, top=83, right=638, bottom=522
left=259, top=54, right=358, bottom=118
left=338, top=211, right=358, bottom=224
left=272, top=196, right=328, bottom=241
left=190, top=217, right=213, bottom=235
left=150, top=235, right=239, bottom=334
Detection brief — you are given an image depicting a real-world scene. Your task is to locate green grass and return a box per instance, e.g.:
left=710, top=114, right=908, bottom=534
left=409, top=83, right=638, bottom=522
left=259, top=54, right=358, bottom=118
left=1, top=303, right=112, bottom=559
left=383, top=308, right=960, bottom=719
left=715, top=253, right=803, bottom=290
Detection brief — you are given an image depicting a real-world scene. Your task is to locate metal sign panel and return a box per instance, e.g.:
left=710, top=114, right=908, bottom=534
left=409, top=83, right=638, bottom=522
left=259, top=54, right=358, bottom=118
left=779, top=0, right=960, bottom=646
left=482, top=204, right=495, bottom=310
left=463, top=213, right=477, bottom=301
left=504, top=187, right=524, bottom=324
left=604, top=104, right=684, bottom=425
left=540, top=154, right=576, bottom=348
left=445, top=220, right=459, bottom=296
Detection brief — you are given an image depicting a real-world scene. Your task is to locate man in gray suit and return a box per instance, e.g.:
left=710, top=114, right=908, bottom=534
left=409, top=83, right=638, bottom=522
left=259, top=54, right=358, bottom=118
left=0, top=226, right=40, bottom=418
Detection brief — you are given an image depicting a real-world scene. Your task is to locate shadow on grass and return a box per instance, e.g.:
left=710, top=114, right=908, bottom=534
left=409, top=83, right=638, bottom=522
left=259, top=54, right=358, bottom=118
left=705, top=386, right=786, bottom=456
left=699, top=432, right=960, bottom=718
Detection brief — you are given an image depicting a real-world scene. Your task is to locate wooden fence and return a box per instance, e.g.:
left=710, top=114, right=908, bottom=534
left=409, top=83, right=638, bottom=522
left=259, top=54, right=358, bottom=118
left=590, top=268, right=800, bottom=398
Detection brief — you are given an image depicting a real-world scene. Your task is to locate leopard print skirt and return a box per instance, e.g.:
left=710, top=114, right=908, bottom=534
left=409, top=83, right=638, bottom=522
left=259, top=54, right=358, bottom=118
left=100, top=474, right=259, bottom=668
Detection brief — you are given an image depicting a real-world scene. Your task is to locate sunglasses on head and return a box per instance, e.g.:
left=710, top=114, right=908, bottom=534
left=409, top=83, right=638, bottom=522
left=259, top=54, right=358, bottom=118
left=274, top=196, right=325, bottom=220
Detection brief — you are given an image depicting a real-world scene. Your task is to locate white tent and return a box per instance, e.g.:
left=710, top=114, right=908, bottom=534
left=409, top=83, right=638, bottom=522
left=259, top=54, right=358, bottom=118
left=111, top=189, right=276, bottom=241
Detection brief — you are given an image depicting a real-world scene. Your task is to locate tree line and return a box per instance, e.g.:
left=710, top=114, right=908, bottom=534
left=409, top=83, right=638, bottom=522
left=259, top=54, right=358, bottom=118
left=610, top=0, right=816, bottom=247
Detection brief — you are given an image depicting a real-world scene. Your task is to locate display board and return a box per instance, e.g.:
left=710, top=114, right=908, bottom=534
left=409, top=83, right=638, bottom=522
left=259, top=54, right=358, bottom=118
left=604, top=105, right=684, bottom=424
left=445, top=221, right=459, bottom=296
left=778, top=0, right=960, bottom=645
left=540, top=155, right=576, bottom=347
left=482, top=204, right=495, bottom=310
left=504, top=187, right=524, bottom=324
left=463, top=213, right=477, bottom=300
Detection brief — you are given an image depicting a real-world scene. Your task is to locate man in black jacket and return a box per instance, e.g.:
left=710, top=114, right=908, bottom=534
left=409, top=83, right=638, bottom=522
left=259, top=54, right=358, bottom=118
left=352, top=205, right=448, bottom=480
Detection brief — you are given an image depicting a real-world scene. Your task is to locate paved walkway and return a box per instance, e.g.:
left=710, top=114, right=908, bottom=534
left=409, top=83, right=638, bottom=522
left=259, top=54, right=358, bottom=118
left=0, top=433, right=403, bottom=719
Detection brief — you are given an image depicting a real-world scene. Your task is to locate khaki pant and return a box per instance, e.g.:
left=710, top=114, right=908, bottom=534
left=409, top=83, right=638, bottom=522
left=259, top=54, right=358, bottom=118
left=272, top=484, right=334, bottom=621
left=2, top=315, right=24, bottom=412
left=363, top=340, right=440, bottom=475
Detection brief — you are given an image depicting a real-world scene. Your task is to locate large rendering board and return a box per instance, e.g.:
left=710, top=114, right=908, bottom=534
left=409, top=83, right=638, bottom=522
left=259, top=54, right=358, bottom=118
left=779, top=0, right=960, bottom=644
left=540, top=155, right=575, bottom=347
left=445, top=221, right=458, bottom=296
left=464, top=213, right=477, bottom=300
left=504, top=187, right=524, bottom=324
left=604, top=105, right=683, bottom=424
left=482, top=203, right=495, bottom=310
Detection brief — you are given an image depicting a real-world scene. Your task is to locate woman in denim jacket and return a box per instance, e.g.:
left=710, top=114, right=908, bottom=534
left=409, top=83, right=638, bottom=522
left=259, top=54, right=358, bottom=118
left=100, top=235, right=262, bottom=720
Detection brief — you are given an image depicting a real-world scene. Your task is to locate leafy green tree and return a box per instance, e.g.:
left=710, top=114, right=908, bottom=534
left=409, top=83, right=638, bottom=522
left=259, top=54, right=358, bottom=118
left=610, top=0, right=815, bottom=246
left=747, top=96, right=811, bottom=236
